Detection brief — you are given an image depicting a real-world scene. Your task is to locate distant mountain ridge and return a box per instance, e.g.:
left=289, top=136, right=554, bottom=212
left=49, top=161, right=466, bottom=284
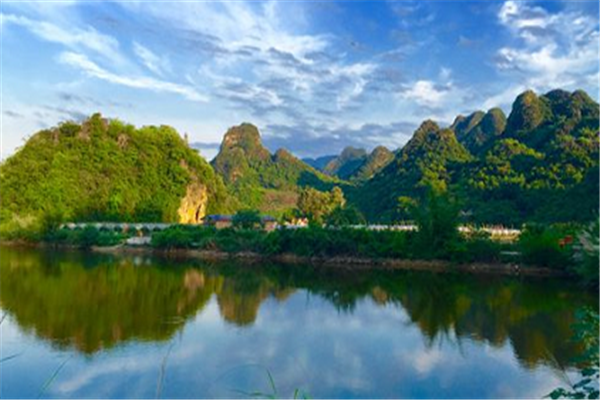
left=1, top=88, right=597, bottom=229
left=305, top=146, right=394, bottom=182
left=352, top=88, right=599, bottom=224
left=303, top=155, right=337, bottom=171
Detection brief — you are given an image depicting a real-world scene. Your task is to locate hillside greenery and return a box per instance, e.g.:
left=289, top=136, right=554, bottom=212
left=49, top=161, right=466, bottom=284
left=211, top=123, right=336, bottom=216
left=351, top=89, right=599, bottom=225
left=0, top=113, right=231, bottom=239
left=1, top=88, right=597, bottom=237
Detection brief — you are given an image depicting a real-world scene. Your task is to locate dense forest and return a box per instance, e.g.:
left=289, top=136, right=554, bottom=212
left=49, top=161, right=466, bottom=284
left=353, top=89, right=599, bottom=224
left=0, top=114, right=231, bottom=237
left=0, top=88, right=598, bottom=235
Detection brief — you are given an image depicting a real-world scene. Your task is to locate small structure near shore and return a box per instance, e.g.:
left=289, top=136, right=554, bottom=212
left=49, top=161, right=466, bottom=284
left=203, top=214, right=278, bottom=231
left=204, top=215, right=233, bottom=229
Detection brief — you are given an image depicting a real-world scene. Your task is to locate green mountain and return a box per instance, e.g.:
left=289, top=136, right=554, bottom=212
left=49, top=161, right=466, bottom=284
left=452, top=108, right=506, bottom=154
left=2, top=89, right=596, bottom=229
left=211, top=123, right=334, bottom=214
left=351, top=89, right=599, bottom=224
left=322, top=146, right=368, bottom=179
left=303, top=155, right=337, bottom=171
left=352, top=120, right=471, bottom=221
left=463, top=89, right=599, bottom=223
left=0, top=113, right=231, bottom=236
left=351, top=146, right=395, bottom=181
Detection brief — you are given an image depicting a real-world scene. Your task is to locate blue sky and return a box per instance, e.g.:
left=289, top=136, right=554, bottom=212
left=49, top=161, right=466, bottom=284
left=1, top=0, right=599, bottom=160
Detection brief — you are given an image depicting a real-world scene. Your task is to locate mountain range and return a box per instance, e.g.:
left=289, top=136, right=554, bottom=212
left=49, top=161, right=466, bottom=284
left=1, top=88, right=598, bottom=232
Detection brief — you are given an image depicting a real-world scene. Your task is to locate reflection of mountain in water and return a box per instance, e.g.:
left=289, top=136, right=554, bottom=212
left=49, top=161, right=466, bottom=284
left=0, top=247, right=595, bottom=369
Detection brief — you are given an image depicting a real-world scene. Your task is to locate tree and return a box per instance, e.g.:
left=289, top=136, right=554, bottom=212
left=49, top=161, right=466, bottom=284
left=232, top=209, right=263, bottom=230
left=325, top=206, right=366, bottom=227
left=297, top=186, right=346, bottom=223
left=549, top=308, right=599, bottom=399
left=411, top=190, right=461, bottom=258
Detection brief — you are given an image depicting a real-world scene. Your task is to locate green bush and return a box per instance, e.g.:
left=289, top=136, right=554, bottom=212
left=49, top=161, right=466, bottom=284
left=549, top=308, right=599, bottom=399
left=573, top=219, right=599, bottom=287
left=211, top=228, right=265, bottom=253
left=147, top=222, right=510, bottom=264
left=45, top=226, right=127, bottom=248
left=518, top=224, right=574, bottom=268
left=232, top=209, right=263, bottom=230
left=462, top=231, right=502, bottom=263
left=151, top=225, right=214, bottom=249
left=411, top=191, right=462, bottom=260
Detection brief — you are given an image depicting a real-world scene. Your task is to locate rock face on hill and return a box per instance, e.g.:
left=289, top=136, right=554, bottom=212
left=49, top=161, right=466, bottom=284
left=0, top=113, right=230, bottom=233
left=211, top=123, right=334, bottom=214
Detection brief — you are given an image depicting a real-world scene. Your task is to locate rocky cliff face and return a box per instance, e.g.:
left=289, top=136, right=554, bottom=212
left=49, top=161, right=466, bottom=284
left=177, top=182, right=208, bottom=224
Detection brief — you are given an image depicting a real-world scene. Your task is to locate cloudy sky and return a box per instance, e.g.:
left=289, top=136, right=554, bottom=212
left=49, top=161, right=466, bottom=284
left=1, top=0, right=599, bottom=160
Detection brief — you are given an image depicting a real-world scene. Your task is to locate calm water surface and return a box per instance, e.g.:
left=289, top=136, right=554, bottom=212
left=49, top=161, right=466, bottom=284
left=0, top=246, right=596, bottom=398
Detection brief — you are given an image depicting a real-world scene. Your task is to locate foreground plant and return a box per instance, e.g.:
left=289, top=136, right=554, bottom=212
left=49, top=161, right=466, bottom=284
left=549, top=308, right=599, bottom=399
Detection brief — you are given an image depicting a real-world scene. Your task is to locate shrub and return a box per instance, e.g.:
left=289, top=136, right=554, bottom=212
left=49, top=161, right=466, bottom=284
left=462, top=231, right=502, bottom=263
left=325, top=206, right=366, bottom=227
left=549, top=308, right=599, bottom=399
left=573, top=219, right=599, bottom=287
left=151, top=225, right=214, bottom=249
left=411, top=191, right=462, bottom=260
left=211, top=228, right=264, bottom=253
left=518, top=224, right=574, bottom=268
left=232, top=209, right=263, bottom=230
left=45, top=226, right=127, bottom=247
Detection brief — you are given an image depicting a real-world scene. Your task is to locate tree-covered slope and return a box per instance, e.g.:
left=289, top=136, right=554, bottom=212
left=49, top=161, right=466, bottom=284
left=350, top=146, right=395, bottom=181
left=462, top=89, right=599, bottom=224
left=302, top=155, right=337, bottom=171
left=452, top=108, right=506, bottom=155
left=322, top=146, right=368, bottom=180
left=350, top=89, right=599, bottom=224
left=352, top=120, right=471, bottom=221
left=0, top=114, right=231, bottom=236
left=211, top=123, right=335, bottom=214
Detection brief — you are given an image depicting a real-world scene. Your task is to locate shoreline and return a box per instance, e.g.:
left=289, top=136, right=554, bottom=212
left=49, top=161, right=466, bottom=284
left=1, top=241, right=570, bottom=278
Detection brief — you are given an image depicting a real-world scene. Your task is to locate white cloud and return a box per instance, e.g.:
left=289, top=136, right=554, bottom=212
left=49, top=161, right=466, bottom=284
left=59, top=52, right=209, bottom=102
left=493, top=0, right=599, bottom=98
left=499, top=1, right=552, bottom=37
left=402, top=80, right=448, bottom=108
left=133, top=41, right=171, bottom=76
left=120, top=1, right=378, bottom=118
left=1, top=13, right=121, bottom=61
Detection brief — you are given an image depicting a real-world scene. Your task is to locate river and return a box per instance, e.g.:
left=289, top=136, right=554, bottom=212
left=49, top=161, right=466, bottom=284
left=0, top=246, right=595, bottom=398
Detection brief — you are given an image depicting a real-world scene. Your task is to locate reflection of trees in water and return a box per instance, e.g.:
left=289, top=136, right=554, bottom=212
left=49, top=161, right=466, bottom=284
left=392, top=274, right=589, bottom=369
left=0, top=248, right=218, bottom=354
left=0, top=249, right=296, bottom=353
left=0, top=247, right=595, bottom=369
left=239, top=264, right=595, bottom=370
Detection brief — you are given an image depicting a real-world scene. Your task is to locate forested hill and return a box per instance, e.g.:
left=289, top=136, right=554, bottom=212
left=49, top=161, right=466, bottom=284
left=211, top=123, right=336, bottom=214
left=313, top=146, right=395, bottom=181
left=0, top=114, right=231, bottom=236
left=1, top=88, right=597, bottom=230
left=352, top=89, right=600, bottom=224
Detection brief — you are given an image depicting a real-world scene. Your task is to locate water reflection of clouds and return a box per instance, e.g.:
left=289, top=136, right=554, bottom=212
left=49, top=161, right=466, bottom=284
left=3, top=247, right=592, bottom=398
left=1, top=290, right=570, bottom=399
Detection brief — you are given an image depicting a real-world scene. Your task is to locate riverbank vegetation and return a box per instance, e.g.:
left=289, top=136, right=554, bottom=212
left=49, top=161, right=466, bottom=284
left=549, top=307, right=599, bottom=399
left=25, top=191, right=598, bottom=287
